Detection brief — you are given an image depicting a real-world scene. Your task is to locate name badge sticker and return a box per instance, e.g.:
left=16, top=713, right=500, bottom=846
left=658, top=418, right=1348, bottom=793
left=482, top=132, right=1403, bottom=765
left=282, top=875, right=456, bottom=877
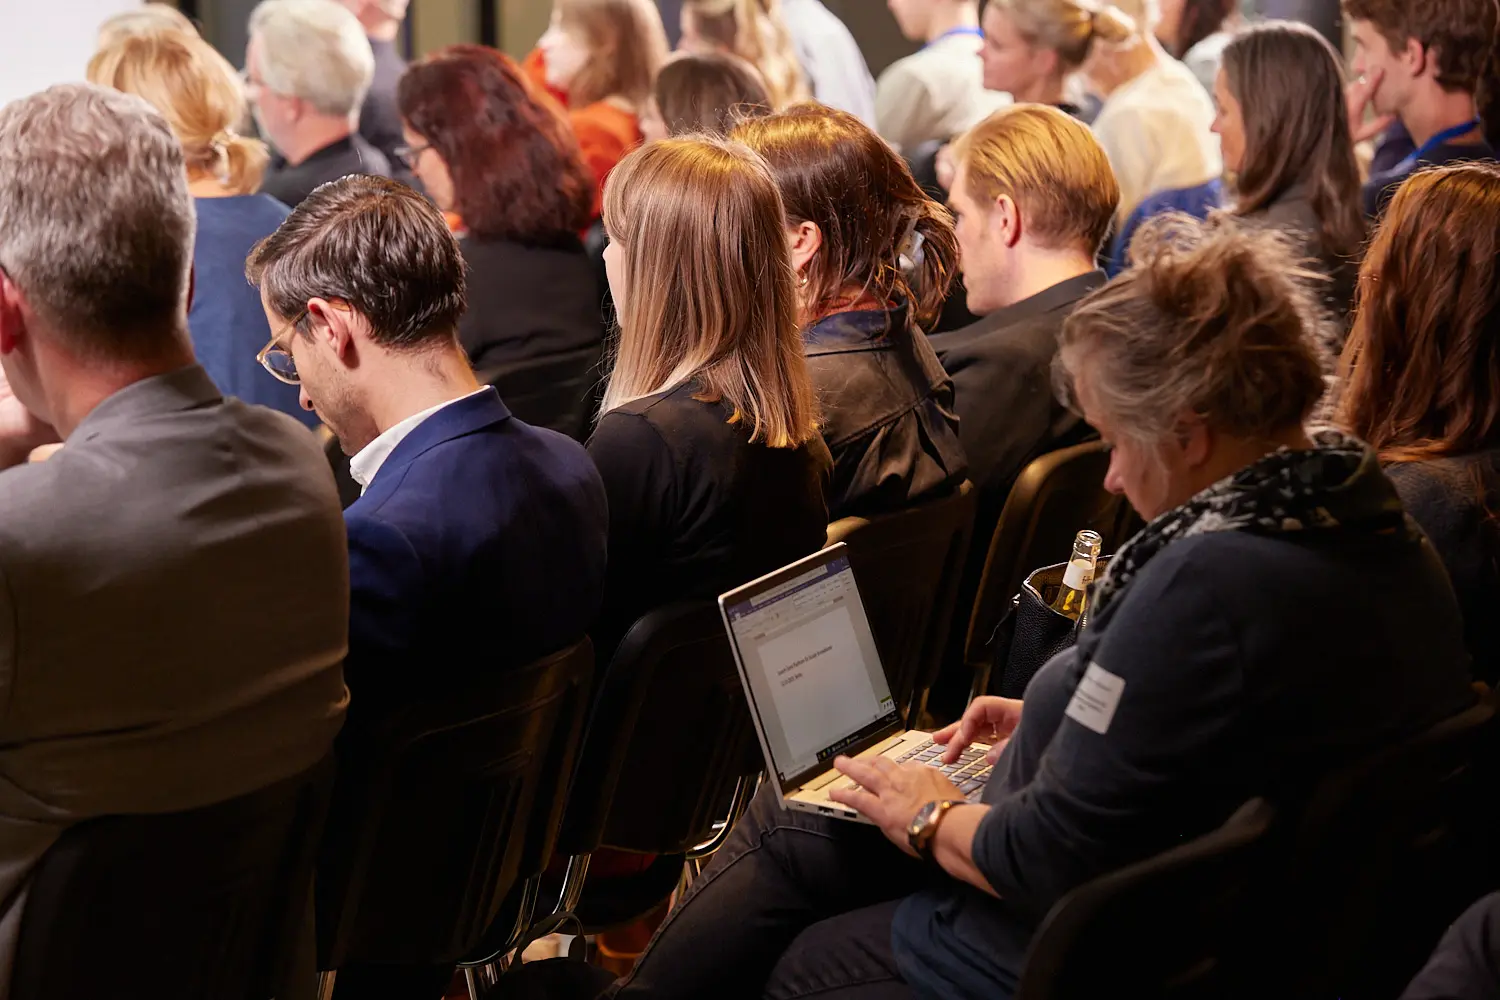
left=1065, top=662, right=1126, bottom=735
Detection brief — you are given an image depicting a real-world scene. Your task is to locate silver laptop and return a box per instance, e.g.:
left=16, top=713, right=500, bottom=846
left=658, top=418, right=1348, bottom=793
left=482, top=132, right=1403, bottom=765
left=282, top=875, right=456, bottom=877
left=719, top=543, right=991, bottom=823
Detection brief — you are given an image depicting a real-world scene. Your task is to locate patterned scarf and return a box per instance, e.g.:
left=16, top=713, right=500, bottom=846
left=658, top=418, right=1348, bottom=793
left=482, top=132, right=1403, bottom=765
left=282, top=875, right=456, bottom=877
left=1089, top=429, right=1413, bottom=619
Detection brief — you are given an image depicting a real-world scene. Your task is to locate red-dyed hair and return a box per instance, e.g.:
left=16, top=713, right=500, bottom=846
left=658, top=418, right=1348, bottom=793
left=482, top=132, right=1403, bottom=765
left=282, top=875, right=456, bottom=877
left=398, top=45, right=592, bottom=246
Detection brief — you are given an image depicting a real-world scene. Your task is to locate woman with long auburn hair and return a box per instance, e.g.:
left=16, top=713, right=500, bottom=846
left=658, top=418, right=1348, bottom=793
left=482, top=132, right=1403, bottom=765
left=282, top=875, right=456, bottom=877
left=1339, top=161, right=1500, bottom=684
left=733, top=104, right=968, bottom=519
left=588, top=136, right=830, bottom=661
left=398, top=45, right=601, bottom=439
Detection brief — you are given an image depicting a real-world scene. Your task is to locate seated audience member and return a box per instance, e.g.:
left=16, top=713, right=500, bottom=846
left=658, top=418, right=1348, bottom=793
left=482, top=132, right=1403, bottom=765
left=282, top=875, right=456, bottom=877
left=929, top=106, right=1114, bottom=545
left=533, top=0, right=670, bottom=215
left=1105, top=176, right=1222, bottom=274
left=247, top=175, right=607, bottom=997
left=734, top=105, right=969, bottom=518
left=640, top=51, right=771, bottom=141
left=1210, top=21, right=1365, bottom=328
left=1156, top=0, right=1242, bottom=92
left=778, top=0, right=878, bottom=123
left=609, top=216, right=1477, bottom=1000
left=246, top=0, right=391, bottom=209
left=87, top=31, right=311, bottom=427
left=979, top=0, right=1118, bottom=118
left=878, top=0, right=1010, bottom=154
left=588, top=136, right=830, bottom=662
left=679, top=0, right=810, bottom=108
left=1339, top=162, right=1500, bottom=686
left=0, top=83, right=348, bottom=975
left=398, top=45, right=603, bottom=438
left=335, top=0, right=411, bottom=175
left=1402, top=892, right=1500, bottom=1000
left=96, top=2, right=196, bottom=45
left=1085, top=0, right=1222, bottom=220
left=1345, top=0, right=1498, bottom=218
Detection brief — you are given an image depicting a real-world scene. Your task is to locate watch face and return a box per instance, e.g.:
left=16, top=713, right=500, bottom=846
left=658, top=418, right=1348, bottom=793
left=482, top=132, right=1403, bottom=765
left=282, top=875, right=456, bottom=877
left=910, top=801, right=937, bottom=836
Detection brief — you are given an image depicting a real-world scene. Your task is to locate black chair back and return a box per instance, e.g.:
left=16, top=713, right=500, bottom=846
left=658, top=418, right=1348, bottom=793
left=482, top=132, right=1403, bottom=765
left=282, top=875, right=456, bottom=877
left=963, top=442, right=1137, bottom=671
left=479, top=346, right=602, bottom=444
left=1274, top=694, right=1500, bottom=998
left=557, top=602, right=759, bottom=859
left=11, top=755, right=335, bottom=1000
left=316, top=639, right=594, bottom=969
left=1017, top=797, right=1277, bottom=1000
left=826, top=481, right=976, bottom=726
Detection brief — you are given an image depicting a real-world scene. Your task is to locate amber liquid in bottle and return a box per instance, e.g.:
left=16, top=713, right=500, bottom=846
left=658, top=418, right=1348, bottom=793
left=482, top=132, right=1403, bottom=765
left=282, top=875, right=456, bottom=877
left=1051, top=529, right=1103, bottom=621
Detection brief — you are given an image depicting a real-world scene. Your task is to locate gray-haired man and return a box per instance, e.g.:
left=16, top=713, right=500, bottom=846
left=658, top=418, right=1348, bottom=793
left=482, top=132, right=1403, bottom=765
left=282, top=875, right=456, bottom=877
left=0, top=82, right=348, bottom=988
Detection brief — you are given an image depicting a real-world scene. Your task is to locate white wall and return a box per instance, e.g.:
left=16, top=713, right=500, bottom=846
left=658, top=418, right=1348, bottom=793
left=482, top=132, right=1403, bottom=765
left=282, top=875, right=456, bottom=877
left=0, top=0, right=140, bottom=107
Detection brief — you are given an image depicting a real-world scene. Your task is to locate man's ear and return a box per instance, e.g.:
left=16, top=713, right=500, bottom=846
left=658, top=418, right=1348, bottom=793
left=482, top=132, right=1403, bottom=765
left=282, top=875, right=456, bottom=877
left=0, top=271, right=29, bottom=356
left=1401, top=35, right=1429, bottom=80
left=306, top=298, right=357, bottom=364
left=992, top=193, right=1023, bottom=249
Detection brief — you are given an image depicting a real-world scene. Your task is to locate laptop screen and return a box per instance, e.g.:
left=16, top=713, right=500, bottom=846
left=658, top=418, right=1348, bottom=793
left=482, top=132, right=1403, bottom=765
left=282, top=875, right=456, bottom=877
left=722, top=550, right=900, bottom=785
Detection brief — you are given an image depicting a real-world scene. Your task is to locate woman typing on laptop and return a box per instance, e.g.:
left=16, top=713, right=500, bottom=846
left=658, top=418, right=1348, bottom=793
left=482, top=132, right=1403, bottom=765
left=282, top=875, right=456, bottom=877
left=604, top=218, right=1476, bottom=1000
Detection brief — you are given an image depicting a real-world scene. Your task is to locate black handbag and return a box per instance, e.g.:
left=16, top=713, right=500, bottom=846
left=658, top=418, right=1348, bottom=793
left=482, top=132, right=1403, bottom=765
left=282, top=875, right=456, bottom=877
left=989, top=559, right=1108, bottom=698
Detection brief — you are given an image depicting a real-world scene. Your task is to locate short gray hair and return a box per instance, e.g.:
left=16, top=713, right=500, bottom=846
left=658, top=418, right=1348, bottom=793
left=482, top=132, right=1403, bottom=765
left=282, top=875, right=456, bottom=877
left=249, top=0, right=374, bottom=117
left=0, top=83, right=194, bottom=356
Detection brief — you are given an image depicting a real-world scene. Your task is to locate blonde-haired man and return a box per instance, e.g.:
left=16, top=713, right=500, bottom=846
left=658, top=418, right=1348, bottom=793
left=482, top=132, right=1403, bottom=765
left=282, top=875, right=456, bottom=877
left=929, top=103, right=1119, bottom=527
left=247, top=0, right=391, bottom=208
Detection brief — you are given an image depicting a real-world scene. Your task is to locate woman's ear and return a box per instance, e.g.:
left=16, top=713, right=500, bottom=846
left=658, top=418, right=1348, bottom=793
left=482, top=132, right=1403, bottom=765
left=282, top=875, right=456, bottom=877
left=787, top=220, right=823, bottom=280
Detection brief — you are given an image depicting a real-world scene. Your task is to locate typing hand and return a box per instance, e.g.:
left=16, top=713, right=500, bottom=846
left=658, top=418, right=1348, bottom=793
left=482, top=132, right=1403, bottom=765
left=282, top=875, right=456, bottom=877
left=1346, top=69, right=1396, bottom=144
left=829, top=756, right=965, bottom=857
left=932, top=696, right=1024, bottom=766
left=0, top=366, right=56, bottom=470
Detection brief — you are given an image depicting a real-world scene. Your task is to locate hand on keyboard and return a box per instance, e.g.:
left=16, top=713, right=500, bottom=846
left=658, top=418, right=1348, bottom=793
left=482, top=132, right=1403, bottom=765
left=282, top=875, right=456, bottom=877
left=828, top=754, right=972, bottom=857
left=932, top=696, right=1024, bottom=766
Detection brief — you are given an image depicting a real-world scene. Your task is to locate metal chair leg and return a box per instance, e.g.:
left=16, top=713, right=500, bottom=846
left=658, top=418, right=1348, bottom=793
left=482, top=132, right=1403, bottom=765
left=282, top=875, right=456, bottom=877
left=685, top=773, right=758, bottom=863
left=316, top=970, right=337, bottom=1000
left=464, top=967, right=482, bottom=1000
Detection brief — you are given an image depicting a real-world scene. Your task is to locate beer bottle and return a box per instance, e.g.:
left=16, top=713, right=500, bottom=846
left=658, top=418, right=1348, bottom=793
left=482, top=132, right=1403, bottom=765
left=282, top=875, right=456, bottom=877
left=1051, top=529, right=1102, bottom=621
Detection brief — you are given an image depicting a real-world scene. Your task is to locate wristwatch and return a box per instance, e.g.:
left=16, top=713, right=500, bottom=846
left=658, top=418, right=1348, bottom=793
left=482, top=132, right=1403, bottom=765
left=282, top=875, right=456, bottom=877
left=908, top=799, right=960, bottom=862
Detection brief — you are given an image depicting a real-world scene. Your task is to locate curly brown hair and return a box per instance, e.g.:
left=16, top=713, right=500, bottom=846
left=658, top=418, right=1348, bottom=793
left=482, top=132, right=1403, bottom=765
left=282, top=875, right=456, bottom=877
left=1338, top=162, right=1500, bottom=464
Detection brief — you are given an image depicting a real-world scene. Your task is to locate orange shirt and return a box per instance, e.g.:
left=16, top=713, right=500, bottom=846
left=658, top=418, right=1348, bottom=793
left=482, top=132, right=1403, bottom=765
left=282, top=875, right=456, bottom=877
left=523, top=48, right=642, bottom=219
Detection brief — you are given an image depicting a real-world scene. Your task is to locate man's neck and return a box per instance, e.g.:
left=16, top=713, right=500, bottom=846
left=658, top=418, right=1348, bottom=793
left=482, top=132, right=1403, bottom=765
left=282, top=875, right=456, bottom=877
left=997, top=249, right=1096, bottom=311
left=366, top=349, right=482, bottom=438
left=924, top=2, right=979, bottom=44
left=1400, top=84, right=1480, bottom=148
left=48, top=339, right=196, bottom=440
left=279, top=117, right=355, bottom=168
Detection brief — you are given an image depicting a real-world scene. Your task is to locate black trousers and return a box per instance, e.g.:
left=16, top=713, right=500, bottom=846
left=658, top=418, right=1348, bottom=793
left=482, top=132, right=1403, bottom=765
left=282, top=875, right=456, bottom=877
left=611, top=785, right=941, bottom=1000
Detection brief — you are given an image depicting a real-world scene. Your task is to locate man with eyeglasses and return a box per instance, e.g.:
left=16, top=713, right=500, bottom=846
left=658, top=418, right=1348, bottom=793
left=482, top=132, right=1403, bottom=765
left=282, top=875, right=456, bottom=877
left=0, top=82, right=350, bottom=979
left=248, top=172, right=606, bottom=995
left=247, top=0, right=394, bottom=209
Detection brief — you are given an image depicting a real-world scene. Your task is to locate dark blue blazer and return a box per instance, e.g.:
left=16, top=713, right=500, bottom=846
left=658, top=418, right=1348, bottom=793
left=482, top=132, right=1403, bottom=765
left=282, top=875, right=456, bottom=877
left=344, top=388, right=608, bottom=705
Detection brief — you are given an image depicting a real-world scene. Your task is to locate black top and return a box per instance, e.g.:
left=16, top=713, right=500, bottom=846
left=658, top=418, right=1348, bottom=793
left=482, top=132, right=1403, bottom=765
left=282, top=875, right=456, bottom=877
left=460, top=237, right=605, bottom=441
left=928, top=270, right=1104, bottom=526
left=260, top=134, right=393, bottom=209
left=586, top=382, right=833, bottom=661
left=1241, top=186, right=1362, bottom=340
left=804, top=301, right=968, bottom=520
left=1388, top=449, right=1500, bottom=686
left=1363, top=135, right=1498, bottom=218
left=893, top=487, right=1477, bottom=995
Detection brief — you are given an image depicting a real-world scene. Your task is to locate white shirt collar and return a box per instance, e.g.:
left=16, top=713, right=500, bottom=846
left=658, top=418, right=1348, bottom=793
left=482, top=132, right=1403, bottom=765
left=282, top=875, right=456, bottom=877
left=348, top=388, right=490, bottom=494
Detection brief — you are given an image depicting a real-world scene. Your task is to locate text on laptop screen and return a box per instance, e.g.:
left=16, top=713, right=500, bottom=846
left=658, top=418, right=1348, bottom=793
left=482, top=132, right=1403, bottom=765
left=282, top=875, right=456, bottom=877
left=726, top=554, right=898, bottom=782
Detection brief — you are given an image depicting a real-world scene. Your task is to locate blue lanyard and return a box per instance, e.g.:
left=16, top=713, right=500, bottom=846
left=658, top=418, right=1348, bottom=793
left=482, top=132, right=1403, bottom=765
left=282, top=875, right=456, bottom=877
left=924, top=26, right=984, bottom=49
left=1395, top=117, right=1483, bottom=173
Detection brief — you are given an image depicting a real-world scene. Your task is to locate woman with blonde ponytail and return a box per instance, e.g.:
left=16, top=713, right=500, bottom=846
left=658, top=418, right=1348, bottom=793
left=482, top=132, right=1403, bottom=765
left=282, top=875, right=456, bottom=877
left=679, top=0, right=810, bottom=108
left=87, top=32, right=311, bottom=425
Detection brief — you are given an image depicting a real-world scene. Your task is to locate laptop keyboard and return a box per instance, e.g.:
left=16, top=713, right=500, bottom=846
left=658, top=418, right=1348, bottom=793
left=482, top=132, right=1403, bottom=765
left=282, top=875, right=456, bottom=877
left=895, top=739, right=991, bottom=799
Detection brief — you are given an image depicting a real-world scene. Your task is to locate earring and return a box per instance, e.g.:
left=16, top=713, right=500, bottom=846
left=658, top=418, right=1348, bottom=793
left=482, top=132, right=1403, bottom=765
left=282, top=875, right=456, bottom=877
left=799, top=272, right=809, bottom=288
